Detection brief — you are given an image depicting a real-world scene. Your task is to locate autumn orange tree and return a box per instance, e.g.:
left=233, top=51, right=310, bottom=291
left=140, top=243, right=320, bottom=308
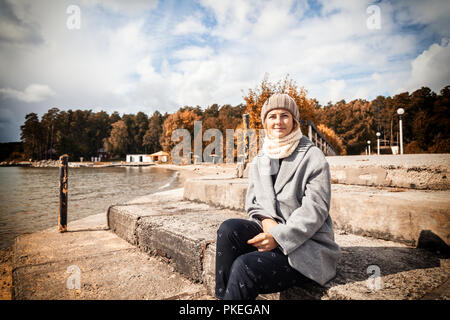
left=243, top=74, right=318, bottom=141
left=159, top=107, right=202, bottom=154
left=104, top=120, right=129, bottom=157
left=317, top=124, right=347, bottom=155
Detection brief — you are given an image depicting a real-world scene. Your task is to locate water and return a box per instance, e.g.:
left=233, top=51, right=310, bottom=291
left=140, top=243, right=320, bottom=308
left=0, top=166, right=181, bottom=249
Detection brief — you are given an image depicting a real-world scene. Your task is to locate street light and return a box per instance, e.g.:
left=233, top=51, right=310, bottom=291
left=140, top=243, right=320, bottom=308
left=376, top=132, right=381, bottom=155
left=367, top=140, right=371, bottom=155
left=397, top=108, right=404, bottom=155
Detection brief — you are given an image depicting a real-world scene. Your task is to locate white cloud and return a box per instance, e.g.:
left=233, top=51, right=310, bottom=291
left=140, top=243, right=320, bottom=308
left=0, top=84, right=55, bottom=102
left=323, top=79, right=346, bottom=103
left=1, top=0, right=450, bottom=142
left=172, top=16, right=208, bottom=35
left=406, top=39, right=450, bottom=93
left=80, top=0, right=158, bottom=16
left=172, top=45, right=213, bottom=60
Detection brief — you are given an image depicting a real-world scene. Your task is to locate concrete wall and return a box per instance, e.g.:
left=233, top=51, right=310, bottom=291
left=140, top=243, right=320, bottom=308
left=183, top=178, right=450, bottom=248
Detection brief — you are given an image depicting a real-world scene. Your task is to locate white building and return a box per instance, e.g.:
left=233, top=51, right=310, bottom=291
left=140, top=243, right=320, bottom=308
left=126, top=154, right=154, bottom=163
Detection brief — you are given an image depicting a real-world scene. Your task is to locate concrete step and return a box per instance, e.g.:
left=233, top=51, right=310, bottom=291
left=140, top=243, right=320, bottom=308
left=11, top=213, right=209, bottom=300
left=108, top=189, right=450, bottom=300
left=240, top=154, right=449, bottom=190
left=325, top=154, right=449, bottom=190
left=107, top=188, right=247, bottom=281
left=184, top=178, right=450, bottom=248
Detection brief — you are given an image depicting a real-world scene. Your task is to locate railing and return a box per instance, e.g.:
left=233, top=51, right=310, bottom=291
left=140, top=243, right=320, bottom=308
left=299, top=119, right=337, bottom=156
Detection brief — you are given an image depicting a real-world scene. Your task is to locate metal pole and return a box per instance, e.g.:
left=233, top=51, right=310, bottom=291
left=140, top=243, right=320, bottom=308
left=399, top=116, right=404, bottom=155
left=59, top=154, right=68, bottom=232
left=377, top=138, right=380, bottom=155
left=243, top=114, right=249, bottom=163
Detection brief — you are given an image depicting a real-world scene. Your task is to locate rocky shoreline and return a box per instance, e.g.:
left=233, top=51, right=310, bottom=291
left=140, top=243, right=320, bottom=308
left=0, top=160, right=155, bottom=168
left=0, top=160, right=241, bottom=178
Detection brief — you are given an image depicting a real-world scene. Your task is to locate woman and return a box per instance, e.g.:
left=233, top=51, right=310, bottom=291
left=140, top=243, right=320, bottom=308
left=215, top=93, right=340, bottom=300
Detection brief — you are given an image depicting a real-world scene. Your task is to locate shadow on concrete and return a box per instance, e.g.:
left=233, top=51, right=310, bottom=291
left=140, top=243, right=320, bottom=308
left=280, top=245, right=444, bottom=299
left=417, top=230, right=449, bottom=257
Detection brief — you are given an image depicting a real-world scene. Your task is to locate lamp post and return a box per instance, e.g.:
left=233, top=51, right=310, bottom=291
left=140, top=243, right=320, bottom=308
left=397, top=108, right=404, bottom=155
left=376, top=132, right=381, bottom=155
left=367, top=140, right=371, bottom=155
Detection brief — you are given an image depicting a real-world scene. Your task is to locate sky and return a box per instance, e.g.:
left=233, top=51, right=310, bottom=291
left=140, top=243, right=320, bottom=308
left=0, top=0, right=449, bottom=142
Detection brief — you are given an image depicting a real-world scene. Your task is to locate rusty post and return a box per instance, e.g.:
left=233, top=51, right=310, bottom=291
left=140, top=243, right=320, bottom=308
left=59, top=154, right=68, bottom=232
left=243, top=113, right=250, bottom=163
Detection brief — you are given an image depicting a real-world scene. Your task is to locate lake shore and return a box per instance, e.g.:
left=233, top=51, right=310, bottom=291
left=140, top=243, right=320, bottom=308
left=0, top=160, right=240, bottom=174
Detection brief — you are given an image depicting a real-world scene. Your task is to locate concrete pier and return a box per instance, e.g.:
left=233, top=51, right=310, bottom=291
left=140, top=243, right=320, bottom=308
left=7, top=153, right=450, bottom=300
left=107, top=188, right=450, bottom=300
left=12, top=212, right=207, bottom=300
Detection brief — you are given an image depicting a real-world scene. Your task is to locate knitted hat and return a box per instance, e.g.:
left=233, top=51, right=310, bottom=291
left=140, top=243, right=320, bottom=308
left=260, top=93, right=300, bottom=124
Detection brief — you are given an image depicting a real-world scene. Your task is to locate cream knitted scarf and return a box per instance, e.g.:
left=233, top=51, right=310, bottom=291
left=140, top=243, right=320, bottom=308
left=263, top=126, right=303, bottom=159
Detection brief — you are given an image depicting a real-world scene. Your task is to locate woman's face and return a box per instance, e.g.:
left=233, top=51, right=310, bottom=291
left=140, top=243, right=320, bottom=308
left=265, top=109, right=294, bottom=139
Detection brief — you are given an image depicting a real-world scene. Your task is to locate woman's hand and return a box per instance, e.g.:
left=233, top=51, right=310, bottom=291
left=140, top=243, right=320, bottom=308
left=261, top=218, right=278, bottom=233
left=247, top=232, right=278, bottom=252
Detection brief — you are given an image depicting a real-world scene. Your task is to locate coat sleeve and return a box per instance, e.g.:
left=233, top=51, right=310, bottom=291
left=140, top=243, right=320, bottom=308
left=269, top=151, right=331, bottom=255
left=245, top=164, right=272, bottom=221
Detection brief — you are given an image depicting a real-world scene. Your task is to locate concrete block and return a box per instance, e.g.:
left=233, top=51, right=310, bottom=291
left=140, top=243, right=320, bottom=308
left=107, top=188, right=185, bottom=244
left=203, top=243, right=216, bottom=295
left=184, top=178, right=248, bottom=210
left=184, top=179, right=450, bottom=248
left=136, top=210, right=244, bottom=281
left=282, top=232, right=449, bottom=300
left=107, top=207, right=140, bottom=245
left=108, top=188, right=246, bottom=282
left=330, top=184, right=450, bottom=247
left=327, top=154, right=449, bottom=190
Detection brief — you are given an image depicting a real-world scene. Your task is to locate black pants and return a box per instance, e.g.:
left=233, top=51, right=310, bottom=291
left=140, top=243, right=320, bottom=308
left=215, top=218, right=308, bottom=300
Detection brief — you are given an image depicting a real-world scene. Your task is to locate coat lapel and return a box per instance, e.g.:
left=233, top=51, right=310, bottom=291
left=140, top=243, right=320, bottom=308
left=273, top=136, right=313, bottom=195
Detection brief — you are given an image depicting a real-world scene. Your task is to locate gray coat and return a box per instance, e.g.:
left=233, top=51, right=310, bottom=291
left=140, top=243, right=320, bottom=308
left=245, top=135, right=340, bottom=286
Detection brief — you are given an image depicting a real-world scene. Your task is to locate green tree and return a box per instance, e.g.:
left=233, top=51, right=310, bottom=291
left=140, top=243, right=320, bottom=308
left=143, top=111, right=163, bottom=154
left=134, top=111, right=149, bottom=153
left=41, top=107, right=60, bottom=159
left=20, top=113, right=43, bottom=160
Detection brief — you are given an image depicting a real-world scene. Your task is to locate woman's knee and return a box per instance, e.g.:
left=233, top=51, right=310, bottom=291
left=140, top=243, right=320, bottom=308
left=217, top=218, right=246, bottom=238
